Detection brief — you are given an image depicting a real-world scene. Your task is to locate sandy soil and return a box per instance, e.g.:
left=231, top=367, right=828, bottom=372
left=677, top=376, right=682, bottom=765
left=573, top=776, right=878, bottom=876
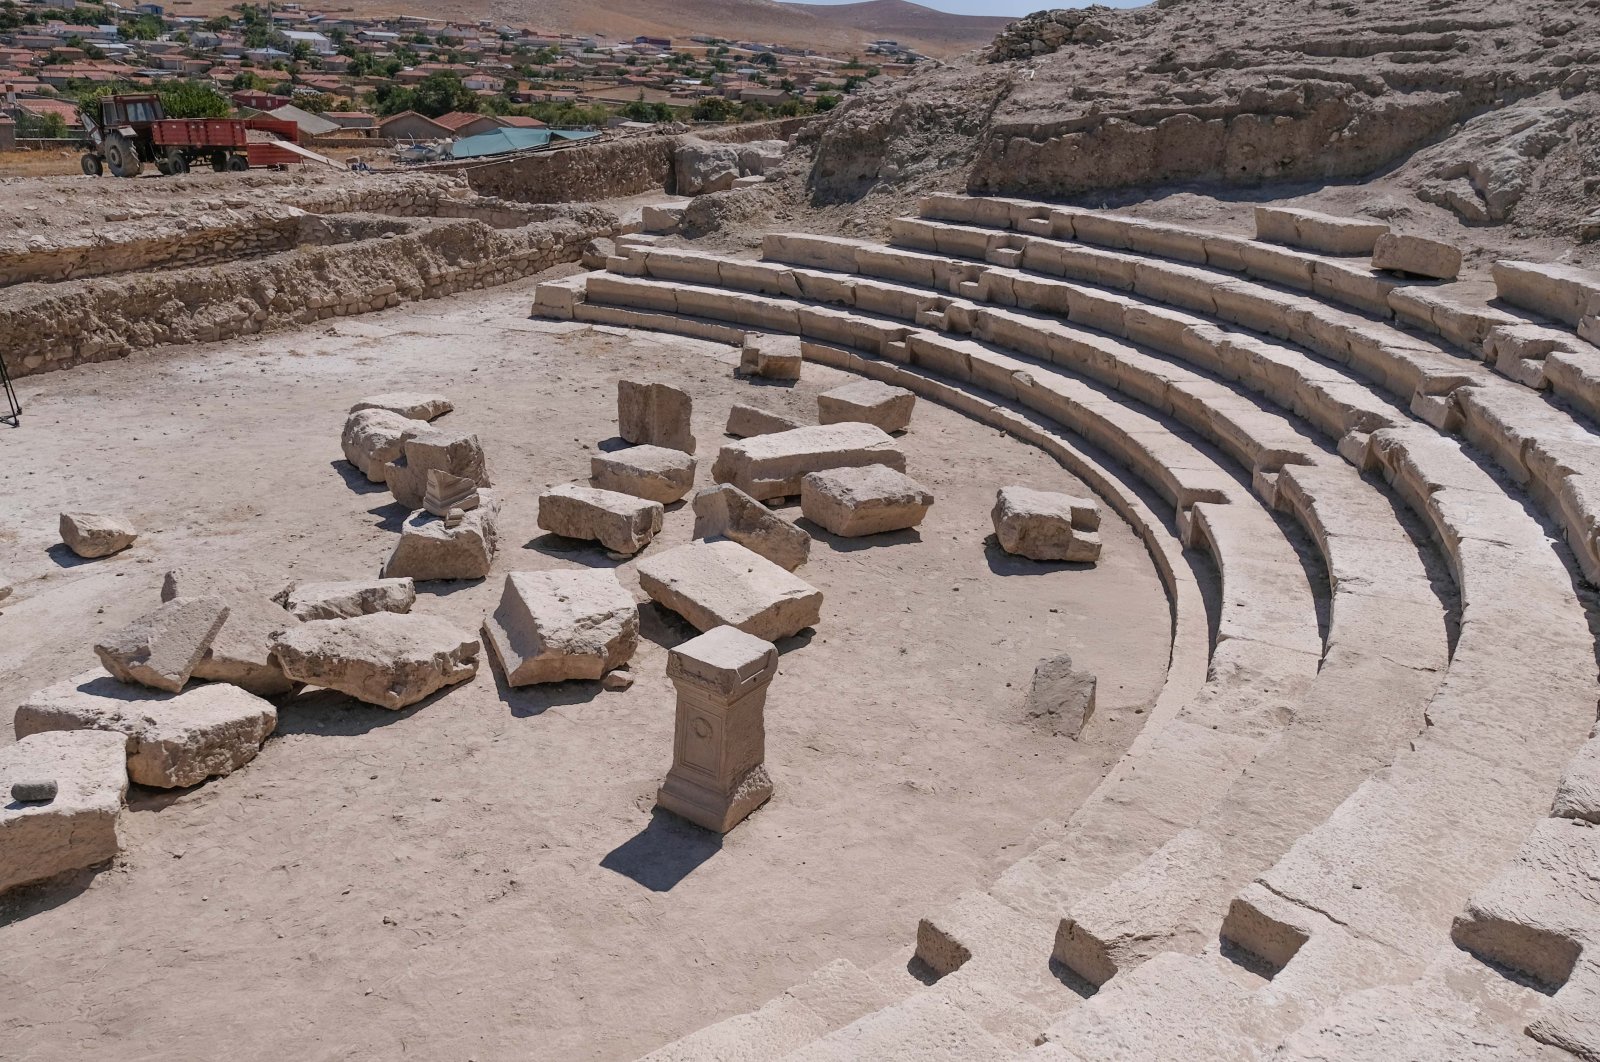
left=0, top=273, right=1173, bottom=1061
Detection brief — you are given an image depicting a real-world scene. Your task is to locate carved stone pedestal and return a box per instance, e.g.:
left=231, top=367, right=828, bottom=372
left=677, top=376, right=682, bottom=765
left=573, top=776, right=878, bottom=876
left=656, top=625, right=778, bottom=833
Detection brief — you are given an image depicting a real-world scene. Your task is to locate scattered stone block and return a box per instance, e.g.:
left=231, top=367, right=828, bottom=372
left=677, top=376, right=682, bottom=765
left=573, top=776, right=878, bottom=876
left=160, top=568, right=300, bottom=697
left=483, top=570, right=639, bottom=686
left=1552, top=731, right=1600, bottom=824
left=656, top=625, right=779, bottom=833
left=0, top=730, right=127, bottom=895
left=801, top=466, right=934, bottom=537
left=591, top=445, right=697, bottom=504
left=537, top=483, right=664, bottom=555
left=1372, top=233, right=1462, bottom=280
left=725, top=402, right=804, bottom=438
left=341, top=408, right=427, bottom=483
left=11, top=779, right=57, bottom=803
left=581, top=237, right=616, bottom=269
left=423, top=469, right=480, bottom=517
left=692, top=484, right=810, bottom=571
left=382, top=491, right=502, bottom=582
left=59, top=511, right=137, bottom=559
left=603, top=670, right=635, bottom=691
left=711, top=422, right=906, bottom=501
left=642, top=204, right=686, bottom=234
left=739, top=333, right=804, bottom=380
left=637, top=539, right=822, bottom=641
left=384, top=427, right=492, bottom=510
left=269, top=612, right=480, bottom=710
left=1253, top=206, right=1389, bottom=256
left=15, top=670, right=278, bottom=788
left=1024, top=653, right=1097, bottom=739
left=93, top=597, right=230, bottom=694
left=0, top=574, right=11, bottom=604
left=817, top=380, right=917, bottom=433
left=992, top=485, right=1103, bottom=563
left=349, top=392, right=453, bottom=422
left=618, top=379, right=696, bottom=454
left=276, top=577, right=416, bottom=621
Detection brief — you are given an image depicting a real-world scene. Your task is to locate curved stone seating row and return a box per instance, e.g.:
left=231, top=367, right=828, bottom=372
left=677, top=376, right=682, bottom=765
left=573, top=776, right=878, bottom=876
left=884, top=212, right=1600, bottom=587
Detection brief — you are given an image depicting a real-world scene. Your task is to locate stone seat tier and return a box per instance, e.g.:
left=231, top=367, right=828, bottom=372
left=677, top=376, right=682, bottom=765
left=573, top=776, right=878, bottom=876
left=884, top=211, right=1600, bottom=585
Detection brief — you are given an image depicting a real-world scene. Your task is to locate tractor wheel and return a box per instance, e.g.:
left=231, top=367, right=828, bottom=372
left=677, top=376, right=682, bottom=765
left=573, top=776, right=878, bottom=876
left=103, top=134, right=143, bottom=178
left=156, top=157, right=172, bottom=176
left=167, top=149, right=189, bottom=175
left=80, top=153, right=103, bottom=177
left=226, top=154, right=249, bottom=172
left=210, top=152, right=228, bottom=173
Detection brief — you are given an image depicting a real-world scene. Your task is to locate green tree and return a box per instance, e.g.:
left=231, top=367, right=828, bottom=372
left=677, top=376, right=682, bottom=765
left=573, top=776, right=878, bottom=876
left=691, top=96, right=737, bottom=122
left=160, top=81, right=231, bottom=118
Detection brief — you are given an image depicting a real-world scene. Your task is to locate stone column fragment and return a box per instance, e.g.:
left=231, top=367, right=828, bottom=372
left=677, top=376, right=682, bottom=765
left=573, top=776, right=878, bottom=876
left=656, top=625, right=778, bottom=833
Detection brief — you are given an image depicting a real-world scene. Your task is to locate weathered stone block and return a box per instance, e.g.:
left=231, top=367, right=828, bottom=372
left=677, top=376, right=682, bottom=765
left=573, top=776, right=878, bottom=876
left=276, top=577, right=416, bottom=621
left=1254, top=206, right=1388, bottom=256
left=0, top=730, right=127, bottom=895
left=342, top=408, right=427, bottom=483
left=1024, top=653, right=1097, bottom=738
left=160, top=567, right=299, bottom=696
left=383, top=427, right=491, bottom=510
left=711, top=422, right=906, bottom=501
left=537, top=483, right=664, bottom=555
left=618, top=379, right=696, bottom=454
left=739, top=332, right=804, bottom=380
left=94, top=597, right=230, bottom=694
left=59, top=511, right=137, bottom=559
left=692, top=484, right=810, bottom=571
left=801, top=466, right=934, bottom=537
left=1372, top=233, right=1462, bottom=280
left=637, top=539, right=822, bottom=641
left=591, top=445, right=697, bottom=504
left=483, top=570, right=639, bottom=686
left=725, top=402, right=804, bottom=438
left=816, top=380, right=917, bottom=433
left=15, top=669, right=277, bottom=788
left=992, top=485, right=1103, bottom=563
left=382, top=490, right=501, bottom=582
left=349, top=392, right=452, bottom=422
left=269, top=612, right=479, bottom=710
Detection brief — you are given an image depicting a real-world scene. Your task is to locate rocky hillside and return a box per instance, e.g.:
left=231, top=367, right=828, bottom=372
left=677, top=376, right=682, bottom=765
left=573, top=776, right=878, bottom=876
left=775, top=0, right=1600, bottom=246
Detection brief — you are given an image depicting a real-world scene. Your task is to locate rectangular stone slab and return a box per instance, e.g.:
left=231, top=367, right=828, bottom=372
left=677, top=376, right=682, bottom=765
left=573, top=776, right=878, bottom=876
left=483, top=570, right=639, bottom=686
left=711, top=423, right=906, bottom=501
left=636, top=539, right=822, bottom=641
left=537, top=483, right=664, bottom=555
left=0, top=730, right=127, bottom=895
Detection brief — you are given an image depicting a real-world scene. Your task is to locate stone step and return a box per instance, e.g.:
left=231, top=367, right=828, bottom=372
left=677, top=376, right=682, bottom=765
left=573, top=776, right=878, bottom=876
left=778, top=991, right=1017, bottom=1062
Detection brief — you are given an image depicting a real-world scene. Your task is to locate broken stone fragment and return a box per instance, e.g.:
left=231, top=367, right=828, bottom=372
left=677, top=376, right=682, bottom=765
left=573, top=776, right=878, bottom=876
left=59, top=511, right=138, bottom=559
left=349, top=392, right=453, bottom=422
left=692, top=483, right=810, bottom=571
left=725, top=402, right=804, bottom=439
left=591, top=444, right=698, bottom=504
left=383, top=427, right=491, bottom=510
left=11, top=779, right=57, bottom=803
left=423, top=469, right=481, bottom=518
left=712, top=422, right=906, bottom=501
left=14, top=669, right=278, bottom=788
left=739, top=333, right=804, bottom=380
left=269, top=612, right=480, bottom=710
left=483, top=570, right=639, bottom=686
left=160, top=567, right=300, bottom=697
left=537, top=483, right=664, bottom=556
left=445, top=508, right=465, bottom=529
left=381, top=491, right=501, bottom=582
left=816, top=380, right=916, bottom=434
left=617, top=379, right=696, bottom=454
left=93, top=596, right=230, bottom=694
left=1024, top=653, right=1098, bottom=739
left=800, top=466, right=934, bottom=537
left=0, top=730, right=127, bottom=895
left=637, top=539, right=822, bottom=642
left=341, top=408, right=427, bottom=483
left=992, top=485, right=1103, bottom=563
left=1371, top=233, right=1462, bottom=280
left=276, top=577, right=416, bottom=622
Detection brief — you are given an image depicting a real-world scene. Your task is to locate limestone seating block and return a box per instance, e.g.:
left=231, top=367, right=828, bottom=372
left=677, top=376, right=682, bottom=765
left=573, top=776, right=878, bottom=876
left=725, top=402, right=804, bottom=438
left=1372, top=233, right=1462, bottom=280
left=483, top=570, right=639, bottom=686
left=1254, top=206, right=1389, bottom=256
left=711, top=423, right=907, bottom=501
left=349, top=392, right=452, bottom=422
left=992, top=485, right=1103, bottom=563
left=537, top=483, right=664, bottom=556
left=760, top=232, right=869, bottom=274
left=531, top=275, right=588, bottom=320
left=383, top=427, right=491, bottom=510
left=94, top=596, right=230, bottom=694
left=1552, top=731, right=1600, bottom=824
left=740, top=332, right=804, bottom=380
left=0, top=730, right=127, bottom=895
left=618, top=378, right=696, bottom=454
left=1493, top=260, right=1600, bottom=329
left=342, top=408, right=427, bottom=483
left=59, top=511, right=137, bottom=559
left=160, top=568, right=299, bottom=697
left=15, top=669, right=277, bottom=789
left=641, top=204, right=685, bottom=235
left=692, top=484, right=811, bottom=571
left=816, top=379, right=916, bottom=433
left=276, top=577, right=416, bottom=622
left=636, top=539, right=822, bottom=642
left=269, top=612, right=479, bottom=710
left=591, top=445, right=697, bottom=504
left=801, top=466, right=933, bottom=538
left=381, top=490, right=502, bottom=582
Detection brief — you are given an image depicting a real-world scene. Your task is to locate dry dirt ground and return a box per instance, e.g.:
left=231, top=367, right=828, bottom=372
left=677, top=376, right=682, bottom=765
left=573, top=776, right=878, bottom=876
left=0, top=271, right=1173, bottom=1061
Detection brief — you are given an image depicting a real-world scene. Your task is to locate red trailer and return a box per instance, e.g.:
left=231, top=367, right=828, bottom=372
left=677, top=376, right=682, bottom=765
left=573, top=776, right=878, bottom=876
left=80, top=94, right=308, bottom=177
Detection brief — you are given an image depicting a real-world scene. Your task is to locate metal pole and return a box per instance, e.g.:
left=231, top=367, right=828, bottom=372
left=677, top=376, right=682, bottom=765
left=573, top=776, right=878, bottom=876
left=0, top=351, right=20, bottom=427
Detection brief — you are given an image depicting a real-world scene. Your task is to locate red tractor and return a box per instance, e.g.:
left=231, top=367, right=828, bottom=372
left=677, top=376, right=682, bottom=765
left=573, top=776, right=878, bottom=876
left=81, top=93, right=254, bottom=177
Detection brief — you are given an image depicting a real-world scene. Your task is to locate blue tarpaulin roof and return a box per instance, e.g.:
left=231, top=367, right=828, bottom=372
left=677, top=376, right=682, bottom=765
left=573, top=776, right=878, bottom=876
left=450, top=128, right=601, bottom=160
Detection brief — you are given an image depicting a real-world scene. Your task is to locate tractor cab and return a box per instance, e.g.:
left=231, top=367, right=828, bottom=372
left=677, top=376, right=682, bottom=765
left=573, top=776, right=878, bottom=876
left=99, top=93, right=165, bottom=130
